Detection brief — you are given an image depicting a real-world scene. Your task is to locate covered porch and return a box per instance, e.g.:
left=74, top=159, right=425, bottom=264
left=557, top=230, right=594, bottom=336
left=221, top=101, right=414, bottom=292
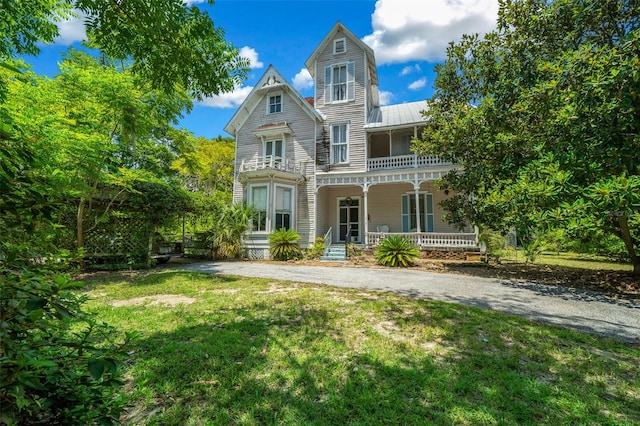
left=315, top=172, right=478, bottom=249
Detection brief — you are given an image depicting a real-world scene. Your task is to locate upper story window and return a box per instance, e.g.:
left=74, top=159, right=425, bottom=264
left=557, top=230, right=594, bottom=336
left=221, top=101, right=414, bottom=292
left=263, top=139, right=284, bottom=166
left=267, top=93, right=282, bottom=114
left=330, top=123, right=349, bottom=164
left=324, top=62, right=355, bottom=104
left=333, top=37, right=346, bottom=54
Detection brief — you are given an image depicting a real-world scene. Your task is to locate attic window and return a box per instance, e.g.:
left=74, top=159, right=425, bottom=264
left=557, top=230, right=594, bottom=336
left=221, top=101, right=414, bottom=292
left=333, top=38, right=346, bottom=54
left=267, top=92, right=282, bottom=114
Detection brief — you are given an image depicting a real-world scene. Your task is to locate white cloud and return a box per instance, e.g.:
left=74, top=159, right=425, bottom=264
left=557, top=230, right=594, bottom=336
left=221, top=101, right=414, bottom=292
left=363, top=0, right=499, bottom=63
left=55, top=9, right=87, bottom=45
left=400, top=64, right=421, bottom=76
left=408, top=78, right=427, bottom=91
left=184, top=0, right=206, bottom=4
left=239, top=46, right=264, bottom=69
left=379, top=90, right=393, bottom=106
left=292, top=68, right=314, bottom=91
left=198, top=85, right=253, bottom=108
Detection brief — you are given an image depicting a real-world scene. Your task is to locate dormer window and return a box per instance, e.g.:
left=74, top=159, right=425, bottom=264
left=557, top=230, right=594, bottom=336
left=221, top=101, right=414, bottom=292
left=267, top=92, right=282, bottom=114
left=333, top=37, right=346, bottom=54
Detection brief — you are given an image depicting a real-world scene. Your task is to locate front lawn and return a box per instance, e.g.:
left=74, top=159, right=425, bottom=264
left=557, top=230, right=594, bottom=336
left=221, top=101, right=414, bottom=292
left=83, top=271, right=640, bottom=425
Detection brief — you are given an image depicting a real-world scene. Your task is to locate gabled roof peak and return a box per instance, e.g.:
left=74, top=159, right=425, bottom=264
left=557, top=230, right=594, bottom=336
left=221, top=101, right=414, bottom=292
left=304, top=22, right=377, bottom=82
left=223, top=65, right=323, bottom=136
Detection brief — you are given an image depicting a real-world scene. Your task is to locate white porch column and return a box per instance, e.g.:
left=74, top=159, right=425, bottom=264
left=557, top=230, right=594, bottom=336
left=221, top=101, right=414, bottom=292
left=363, top=185, right=369, bottom=246
left=314, top=188, right=319, bottom=243
left=414, top=186, right=421, bottom=245
left=413, top=125, right=418, bottom=168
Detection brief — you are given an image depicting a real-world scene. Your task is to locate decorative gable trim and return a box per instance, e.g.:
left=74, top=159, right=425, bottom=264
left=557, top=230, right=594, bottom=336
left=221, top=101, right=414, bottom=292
left=224, top=65, right=323, bottom=136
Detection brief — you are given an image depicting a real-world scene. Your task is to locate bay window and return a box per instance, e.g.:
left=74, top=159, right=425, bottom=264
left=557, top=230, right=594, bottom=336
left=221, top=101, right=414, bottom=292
left=249, top=185, right=268, bottom=232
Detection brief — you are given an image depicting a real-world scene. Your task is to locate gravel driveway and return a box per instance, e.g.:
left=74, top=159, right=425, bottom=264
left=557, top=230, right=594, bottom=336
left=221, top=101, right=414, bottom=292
left=176, top=260, right=640, bottom=343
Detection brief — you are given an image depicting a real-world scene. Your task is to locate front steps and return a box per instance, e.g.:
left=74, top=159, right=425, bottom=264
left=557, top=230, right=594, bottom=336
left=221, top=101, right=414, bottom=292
left=320, top=244, right=347, bottom=261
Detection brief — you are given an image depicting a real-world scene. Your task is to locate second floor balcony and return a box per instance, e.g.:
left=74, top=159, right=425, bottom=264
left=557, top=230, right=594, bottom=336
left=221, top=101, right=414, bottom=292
left=367, top=154, right=450, bottom=171
left=239, top=156, right=307, bottom=182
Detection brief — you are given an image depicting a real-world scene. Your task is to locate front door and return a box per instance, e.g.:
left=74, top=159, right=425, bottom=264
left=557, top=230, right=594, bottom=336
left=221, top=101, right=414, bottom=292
left=338, top=197, right=359, bottom=242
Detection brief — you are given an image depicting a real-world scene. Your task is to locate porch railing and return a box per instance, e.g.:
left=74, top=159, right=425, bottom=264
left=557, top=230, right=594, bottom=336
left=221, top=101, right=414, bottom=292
left=368, top=232, right=478, bottom=248
left=367, top=154, right=450, bottom=171
left=240, top=156, right=305, bottom=175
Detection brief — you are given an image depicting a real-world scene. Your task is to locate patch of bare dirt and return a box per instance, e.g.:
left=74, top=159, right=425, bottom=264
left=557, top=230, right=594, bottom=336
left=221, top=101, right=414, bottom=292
left=111, top=294, right=196, bottom=307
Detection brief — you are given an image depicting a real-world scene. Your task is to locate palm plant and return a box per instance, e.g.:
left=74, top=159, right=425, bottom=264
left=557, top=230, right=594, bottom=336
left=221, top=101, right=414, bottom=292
left=269, top=228, right=303, bottom=261
left=374, top=235, right=420, bottom=267
left=215, top=202, right=254, bottom=259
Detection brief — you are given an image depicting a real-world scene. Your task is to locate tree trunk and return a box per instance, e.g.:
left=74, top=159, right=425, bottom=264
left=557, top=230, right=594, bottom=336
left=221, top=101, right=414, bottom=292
left=77, top=198, right=85, bottom=250
left=77, top=198, right=86, bottom=270
left=617, top=215, right=640, bottom=276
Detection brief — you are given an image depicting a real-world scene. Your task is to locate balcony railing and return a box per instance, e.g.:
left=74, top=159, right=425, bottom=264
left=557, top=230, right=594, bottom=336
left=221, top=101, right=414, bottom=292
left=368, top=231, right=478, bottom=248
left=367, top=154, right=450, bottom=171
left=240, top=156, right=306, bottom=175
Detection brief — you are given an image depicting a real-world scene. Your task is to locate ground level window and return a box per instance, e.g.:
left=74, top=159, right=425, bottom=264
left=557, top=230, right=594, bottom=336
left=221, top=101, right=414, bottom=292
left=401, top=193, right=434, bottom=232
left=274, top=186, right=293, bottom=230
left=249, top=185, right=268, bottom=231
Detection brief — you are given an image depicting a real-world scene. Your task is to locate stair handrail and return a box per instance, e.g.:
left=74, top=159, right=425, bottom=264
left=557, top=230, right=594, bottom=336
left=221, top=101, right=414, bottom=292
left=323, top=227, right=332, bottom=257
left=345, top=225, right=353, bottom=259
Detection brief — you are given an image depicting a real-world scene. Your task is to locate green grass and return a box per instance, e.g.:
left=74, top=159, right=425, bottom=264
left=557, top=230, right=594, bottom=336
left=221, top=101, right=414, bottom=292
left=534, top=252, right=633, bottom=271
left=82, top=271, right=640, bottom=425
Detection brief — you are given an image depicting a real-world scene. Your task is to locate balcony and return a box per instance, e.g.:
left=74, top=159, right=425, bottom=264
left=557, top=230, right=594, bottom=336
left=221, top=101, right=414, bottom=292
left=367, top=154, right=450, bottom=171
left=239, top=156, right=306, bottom=182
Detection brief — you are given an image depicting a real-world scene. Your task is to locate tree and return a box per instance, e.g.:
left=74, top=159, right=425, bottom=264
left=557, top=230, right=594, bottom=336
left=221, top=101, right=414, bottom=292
left=0, top=113, right=134, bottom=426
left=0, top=0, right=248, bottom=101
left=173, top=135, right=236, bottom=195
left=418, top=0, right=640, bottom=274
left=4, top=50, right=195, bottom=252
left=0, top=1, right=248, bottom=421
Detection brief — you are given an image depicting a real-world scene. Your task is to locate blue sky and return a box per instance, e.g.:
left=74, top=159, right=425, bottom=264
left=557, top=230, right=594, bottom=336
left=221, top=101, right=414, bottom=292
left=26, top=0, right=499, bottom=139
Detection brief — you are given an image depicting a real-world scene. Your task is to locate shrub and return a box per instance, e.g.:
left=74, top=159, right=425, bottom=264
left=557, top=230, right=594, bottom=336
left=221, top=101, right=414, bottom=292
left=347, top=242, right=363, bottom=258
left=375, top=236, right=420, bottom=267
left=478, top=229, right=509, bottom=261
left=0, top=268, right=136, bottom=425
left=269, top=228, right=303, bottom=261
left=215, top=203, right=253, bottom=259
left=521, top=236, right=545, bottom=263
left=305, top=237, right=325, bottom=260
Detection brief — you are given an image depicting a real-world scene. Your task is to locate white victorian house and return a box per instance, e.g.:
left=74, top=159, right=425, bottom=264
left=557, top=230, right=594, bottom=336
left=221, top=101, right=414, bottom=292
left=224, top=22, right=478, bottom=259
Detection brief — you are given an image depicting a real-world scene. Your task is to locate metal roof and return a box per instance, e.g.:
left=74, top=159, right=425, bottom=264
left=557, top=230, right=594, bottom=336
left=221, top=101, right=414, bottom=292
left=365, top=101, right=428, bottom=130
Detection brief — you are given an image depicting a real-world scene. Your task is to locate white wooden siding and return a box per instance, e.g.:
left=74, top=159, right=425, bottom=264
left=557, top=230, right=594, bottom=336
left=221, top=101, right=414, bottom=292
left=315, top=30, right=367, bottom=173
left=233, top=87, right=320, bottom=245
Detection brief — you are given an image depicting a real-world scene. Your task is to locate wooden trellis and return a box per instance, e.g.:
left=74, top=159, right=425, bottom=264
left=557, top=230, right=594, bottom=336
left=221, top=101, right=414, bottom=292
left=83, top=215, right=152, bottom=259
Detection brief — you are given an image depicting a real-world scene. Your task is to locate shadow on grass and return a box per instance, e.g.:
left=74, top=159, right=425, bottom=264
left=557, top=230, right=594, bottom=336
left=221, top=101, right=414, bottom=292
left=121, top=301, right=640, bottom=425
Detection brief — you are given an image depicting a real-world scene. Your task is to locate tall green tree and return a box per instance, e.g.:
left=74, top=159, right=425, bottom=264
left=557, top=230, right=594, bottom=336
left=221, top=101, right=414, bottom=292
left=418, top=0, right=640, bottom=274
left=173, top=135, right=236, bottom=195
left=4, top=50, right=193, bottom=250
left=0, top=0, right=248, bottom=101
